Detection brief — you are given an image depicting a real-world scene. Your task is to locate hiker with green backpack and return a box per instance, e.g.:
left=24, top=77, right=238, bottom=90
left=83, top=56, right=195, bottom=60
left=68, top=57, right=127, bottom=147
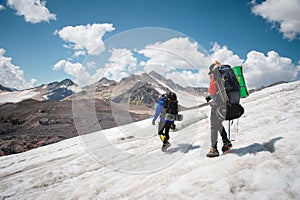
left=205, top=61, right=246, bottom=157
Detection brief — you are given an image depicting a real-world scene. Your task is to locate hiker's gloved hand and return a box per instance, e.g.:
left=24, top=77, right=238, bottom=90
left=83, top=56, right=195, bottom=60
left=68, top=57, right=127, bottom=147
left=206, top=95, right=212, bottom=102
left=152, top=120, right=155, bottom=126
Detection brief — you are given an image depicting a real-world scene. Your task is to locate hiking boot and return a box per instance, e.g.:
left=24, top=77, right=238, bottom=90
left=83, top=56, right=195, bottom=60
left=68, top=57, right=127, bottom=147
left=170, top=123, right=176, bottom=130
left=222, top=141, right=232, bottom=153
left=161, top=141, right=171, bottom=152
left=206, top=148, right=219, bottom=158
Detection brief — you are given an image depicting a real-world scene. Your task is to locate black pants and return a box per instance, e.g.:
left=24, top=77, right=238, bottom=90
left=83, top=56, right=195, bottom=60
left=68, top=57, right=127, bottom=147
left=210, top=105, right=229, bottom=149
left=158, top=120, right=172, bottom=144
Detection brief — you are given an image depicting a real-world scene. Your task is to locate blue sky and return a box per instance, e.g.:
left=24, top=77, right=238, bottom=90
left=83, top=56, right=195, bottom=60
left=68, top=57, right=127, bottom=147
left=0, top=0, right=299, bottom=89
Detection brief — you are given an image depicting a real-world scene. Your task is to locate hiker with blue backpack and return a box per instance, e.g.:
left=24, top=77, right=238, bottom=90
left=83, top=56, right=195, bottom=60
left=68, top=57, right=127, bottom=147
left=205, top=61, right=245, bottom=157
left=152, top=92, right=180, bottom=152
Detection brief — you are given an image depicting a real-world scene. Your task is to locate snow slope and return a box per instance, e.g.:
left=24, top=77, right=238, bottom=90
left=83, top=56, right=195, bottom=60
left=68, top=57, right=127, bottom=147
left=0, top=89, right=39, bottom=104
left=1, top=81, right=300, bottom=199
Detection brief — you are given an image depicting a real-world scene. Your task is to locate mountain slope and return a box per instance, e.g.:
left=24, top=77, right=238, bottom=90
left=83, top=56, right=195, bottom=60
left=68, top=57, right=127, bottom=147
left=32, top=78, right=80, bottom=101
left=72, top=71, right=206, bottom=109
left=0, top=98, right=150, bottom=156
left=0, top=79, right=80, bottom=104
left=0, top=72, right=206, bottom=108
left=0, top=81, right=299, bottom=199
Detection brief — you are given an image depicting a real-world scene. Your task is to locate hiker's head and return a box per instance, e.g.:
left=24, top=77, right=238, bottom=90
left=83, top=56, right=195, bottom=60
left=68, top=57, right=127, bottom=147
left=160, top=94, right=167, bottom=99
left=208, top=60, right=221, bottom=75
left=208, top=63, right=217, bottom=75
left=209, top=63, right=216, bottom=73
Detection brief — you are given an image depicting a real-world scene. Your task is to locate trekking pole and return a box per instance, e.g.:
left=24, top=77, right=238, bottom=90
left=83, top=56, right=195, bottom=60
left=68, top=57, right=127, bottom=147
left=228, top=120, right=231, bottom=141
left=236, top=118, right=239, bottom=134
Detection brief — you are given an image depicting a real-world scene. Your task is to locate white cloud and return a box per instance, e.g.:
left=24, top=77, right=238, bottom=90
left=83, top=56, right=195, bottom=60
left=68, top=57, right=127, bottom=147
left=55, top=23, right=115, bottom=56
left=0, top=48, right=37, bottom=90
left=138, top=37, right=209, bottom=73
left=102, top=48, right=137, bottom=81
left=53, top=48, right=137, bottom=86
left=144, top=63, right=175, bottom=75
left=209, top=42, right=244, bottom=67
left=86, top=61, right=96, bottom=69
left=243, top=50, right=300, bottom=88
left=166, top=70, right=208, bottom=88
left=72, top=50, right=86, bottom=58
left=208, top=42, right=300, bottom=89
left=53, top=34, right=300, bottom=89
left=108, top=48, right=137, bottom=70
left=251, top=0, right=300, bottom=40
left=0, top=5, right=5, bottom=11
left=160, top=41, right=244, bottom=88
left=136, top=37, right=211, bottom=87
left=53, top=60, right=90, bottom=86
left=7, top=0, right=56, bottom=23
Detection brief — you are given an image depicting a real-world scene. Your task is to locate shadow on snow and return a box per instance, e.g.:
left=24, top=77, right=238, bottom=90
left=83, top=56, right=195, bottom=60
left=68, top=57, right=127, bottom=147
left=166, top=143, right=201, bottom=154
left=227, top=137, right=284, bottom=156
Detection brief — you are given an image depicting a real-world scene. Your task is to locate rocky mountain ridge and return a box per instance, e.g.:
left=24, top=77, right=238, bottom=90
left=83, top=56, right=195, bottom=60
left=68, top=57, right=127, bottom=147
left=33, top=78, right=80, bottom=101
left=76, top=71, right=207, bottom=109
left=1, top=71, right=207, bottom=107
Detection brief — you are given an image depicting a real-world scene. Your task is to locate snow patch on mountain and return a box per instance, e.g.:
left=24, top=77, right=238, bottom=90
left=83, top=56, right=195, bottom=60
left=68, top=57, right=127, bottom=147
left=0, top=89, right=40, bottom=104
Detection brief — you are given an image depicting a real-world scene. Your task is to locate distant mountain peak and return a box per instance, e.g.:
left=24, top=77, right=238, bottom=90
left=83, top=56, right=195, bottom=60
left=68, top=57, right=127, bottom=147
left=98, top=77, right=109, bottom=82
left=98, top=77, right=117, bottom=86
left=148, top=71, right=184, bottom=91
left=149, top=70, right=162, bottom=77
left=59, top=78, right=76, bottom=87
left=0, top=84, right=15, bottom=92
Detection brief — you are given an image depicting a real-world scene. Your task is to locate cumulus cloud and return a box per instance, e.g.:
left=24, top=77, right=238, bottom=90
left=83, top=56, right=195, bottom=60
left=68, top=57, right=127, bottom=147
left=208, top=42, right=299, bottom=88
left=72, top=50, right=86, bottom=58
left=7, top=0, right=56, bottom=23
left=0, top=49, right=37, bottom=90
left=53, top=48, right=137, bottom=86
left=251, top=0, right=300, bottom=40
left=53, top=60, right=90, bottom=86
left=138, top=37, right=209, bottom=72
left=136, top=37, right=212, bottom=87
left=55, top=23, right=115, bottom=56
left=100, top=48, right=137, bottom=81
left=243, top=50, right=300, bottom=88
left=161, top=41, right=245, bottom=87
left=53, top=34, right=299, bottom=89
left=166, top=70, right=208, bottom=88
left=209, top=42, right=244, bottom=67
